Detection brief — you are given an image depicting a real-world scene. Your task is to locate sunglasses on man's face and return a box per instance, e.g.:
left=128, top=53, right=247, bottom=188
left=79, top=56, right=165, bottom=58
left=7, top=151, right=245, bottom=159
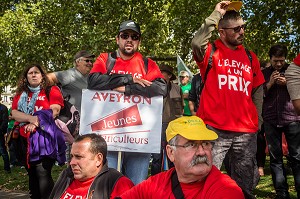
left=119, top=33, right=140, bottom=41
left=81, top=59, right=93, bottom=63
left=222, top=24, right=247, bottom=33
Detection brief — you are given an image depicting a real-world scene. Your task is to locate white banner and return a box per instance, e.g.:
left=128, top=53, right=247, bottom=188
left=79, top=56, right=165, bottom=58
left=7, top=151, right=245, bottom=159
left=80, top=89, right=163, bottom=153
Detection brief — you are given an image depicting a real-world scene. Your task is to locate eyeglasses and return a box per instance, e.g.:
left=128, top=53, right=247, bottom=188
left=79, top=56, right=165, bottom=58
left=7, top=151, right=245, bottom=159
left=81, top=59, right=93, bottom=63
left=119, top=33, right=140, bottom=41
left=179, top=76, right=187, bottom=78
left=222, top=24, right=247, bottom=33
left=170, top=141, right=212, bottom=152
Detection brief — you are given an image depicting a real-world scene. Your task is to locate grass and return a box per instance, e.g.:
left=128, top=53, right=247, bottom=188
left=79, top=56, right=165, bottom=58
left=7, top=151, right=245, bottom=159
left=252, top=156, right=297, bottom=199
left=0, top=156, right=297, bottom=198
left=0, top=161, right=66, bottom=192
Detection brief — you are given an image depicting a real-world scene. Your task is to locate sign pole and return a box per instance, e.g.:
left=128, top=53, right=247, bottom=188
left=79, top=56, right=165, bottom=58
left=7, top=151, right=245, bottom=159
left=117, top=151, right=122, bottom=172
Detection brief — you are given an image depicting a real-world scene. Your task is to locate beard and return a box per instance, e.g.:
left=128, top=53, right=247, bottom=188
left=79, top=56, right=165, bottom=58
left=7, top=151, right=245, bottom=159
left=227, top=35, right=244, bottom=47
left=189, top=155, right=210, bottom=167
left=119, top=43, right=138, bottom=57
left=119, top=48, right=135, bottom=57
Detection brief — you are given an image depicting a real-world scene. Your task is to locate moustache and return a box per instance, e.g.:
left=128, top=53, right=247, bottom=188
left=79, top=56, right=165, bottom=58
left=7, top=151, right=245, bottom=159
left=190, top=155, right=210, bottom=167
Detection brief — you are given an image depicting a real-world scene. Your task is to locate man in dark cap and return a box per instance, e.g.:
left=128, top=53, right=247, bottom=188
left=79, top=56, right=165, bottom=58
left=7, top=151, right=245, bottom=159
left=48, top=50, right=95, bottom=114
left=151, top=64, right=184, bottom=175
left=87, top=20, right=167, bottom=185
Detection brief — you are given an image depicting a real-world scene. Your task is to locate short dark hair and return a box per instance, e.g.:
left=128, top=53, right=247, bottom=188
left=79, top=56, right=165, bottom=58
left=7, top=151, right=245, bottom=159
left=218, top=10, right=242, bottom=29
left=268, top=44, right=288, bottom=59
left=75, top=134, right=107, bottom=163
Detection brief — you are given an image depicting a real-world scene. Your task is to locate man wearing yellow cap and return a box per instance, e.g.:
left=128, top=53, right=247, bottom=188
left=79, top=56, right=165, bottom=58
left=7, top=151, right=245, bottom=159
left=191, top=1, right=265, bottom=198
left=117, top=116, right=244, bottom=199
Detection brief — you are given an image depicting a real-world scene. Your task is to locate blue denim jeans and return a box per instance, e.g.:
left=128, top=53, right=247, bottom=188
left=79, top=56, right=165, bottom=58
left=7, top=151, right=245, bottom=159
left=151, top=122, right=173, bottom=175
left=0, top=133, right=10, bottom=171
left=264, top=121, right=300, bottom=197
left=107, top=151, right=151, bottom=185
left=207, top=125, right=259, bottom=199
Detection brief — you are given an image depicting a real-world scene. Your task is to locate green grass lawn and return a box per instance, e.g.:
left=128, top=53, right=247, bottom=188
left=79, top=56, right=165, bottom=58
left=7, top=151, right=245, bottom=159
left=253, top=158, right=297, bottom=199
left=0, top=156, right=297, bottom=198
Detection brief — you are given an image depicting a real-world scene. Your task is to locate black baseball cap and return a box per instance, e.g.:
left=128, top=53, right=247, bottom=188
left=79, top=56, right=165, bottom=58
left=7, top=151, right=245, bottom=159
left=119, top=20, right=141, bottom=35
left=74, top=50, right=95, bottom=61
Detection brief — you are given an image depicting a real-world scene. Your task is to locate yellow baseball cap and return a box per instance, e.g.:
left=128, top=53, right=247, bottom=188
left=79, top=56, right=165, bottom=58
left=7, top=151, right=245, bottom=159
left=227, top=1, right=243, bottom=11
left=166, top=116, right=218, bottom=142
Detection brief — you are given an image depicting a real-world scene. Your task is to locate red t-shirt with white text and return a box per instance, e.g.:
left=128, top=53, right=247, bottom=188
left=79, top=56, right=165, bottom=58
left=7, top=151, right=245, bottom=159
left=195, top=39, right=265, bottom=132
left=90, top=52, right=164, bottom=81
left=12, top=86, right=64, bottom=112
left=12, top=86, right=64, bottom=137
left=59, top=176, right=133, bottom=199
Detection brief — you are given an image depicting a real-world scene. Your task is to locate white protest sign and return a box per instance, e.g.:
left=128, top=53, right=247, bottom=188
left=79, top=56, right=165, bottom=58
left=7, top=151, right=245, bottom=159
left=80, top=89, right=163, bottom=153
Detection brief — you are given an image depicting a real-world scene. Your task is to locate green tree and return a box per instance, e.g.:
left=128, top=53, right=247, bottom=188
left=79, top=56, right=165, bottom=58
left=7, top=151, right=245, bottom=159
left=0, top=0, right=299, bottom=90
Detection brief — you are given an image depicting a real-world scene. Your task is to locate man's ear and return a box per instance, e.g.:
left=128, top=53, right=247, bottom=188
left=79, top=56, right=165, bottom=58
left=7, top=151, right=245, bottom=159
left=96, top=153, right=104, bottom=167
left=116, top=35, right=120, bottom=45
left=218, top=29, right=226, bottom=38
left=166, top=145, right=175, bottom=163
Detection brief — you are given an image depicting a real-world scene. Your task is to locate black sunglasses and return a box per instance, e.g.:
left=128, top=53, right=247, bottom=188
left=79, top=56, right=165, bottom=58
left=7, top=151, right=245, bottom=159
left=222, top=24, right=247, bottom=33
left=120, top=33, right=140, bottom=41
left=82, top=59, right=93, bottom=63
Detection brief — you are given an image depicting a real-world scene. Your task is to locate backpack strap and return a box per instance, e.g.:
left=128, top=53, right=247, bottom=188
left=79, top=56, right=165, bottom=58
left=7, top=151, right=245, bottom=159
left=199, top=44, right=253, bottom=94
left=143, top=56, right=148, bottom=73
left=245, top=48, right=252, bottom=67
left=106, top=51, right=149, bottom=74
left=171, top=169, right=184, bottom=199
left=199, top=42, right=216, bottom=94
left=106, top=51, right=117, bottom=75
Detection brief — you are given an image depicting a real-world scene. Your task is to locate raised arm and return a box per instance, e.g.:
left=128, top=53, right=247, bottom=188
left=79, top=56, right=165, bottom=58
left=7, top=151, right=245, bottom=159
left=191, top=1, right=230, bottom=62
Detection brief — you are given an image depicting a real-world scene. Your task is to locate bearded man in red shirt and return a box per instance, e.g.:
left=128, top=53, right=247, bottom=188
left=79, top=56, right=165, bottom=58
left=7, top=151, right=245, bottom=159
left=191, top=1, right=265, bottom=198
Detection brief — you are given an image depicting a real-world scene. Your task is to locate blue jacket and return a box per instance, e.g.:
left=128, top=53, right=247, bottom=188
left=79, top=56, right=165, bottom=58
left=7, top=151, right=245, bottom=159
left=29, top=109, right=66, bottom=165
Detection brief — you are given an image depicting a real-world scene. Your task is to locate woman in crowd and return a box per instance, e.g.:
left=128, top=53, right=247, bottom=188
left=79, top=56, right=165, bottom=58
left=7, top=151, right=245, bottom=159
left=11, top=63, right=66, bottom=199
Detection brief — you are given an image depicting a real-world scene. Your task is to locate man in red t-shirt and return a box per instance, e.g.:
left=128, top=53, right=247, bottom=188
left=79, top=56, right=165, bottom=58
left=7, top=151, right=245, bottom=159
left=117, top=116, right=244, bottom=199
left=50, top=134, right=133, bottom=199
left=191, top=1, right=265, bottom=198
left=87, top=20, right=167, bottom=185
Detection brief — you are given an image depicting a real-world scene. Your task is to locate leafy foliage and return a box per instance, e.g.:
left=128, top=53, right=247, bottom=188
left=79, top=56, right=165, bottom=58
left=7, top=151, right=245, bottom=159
left=0, top=0, right=299, bottom=91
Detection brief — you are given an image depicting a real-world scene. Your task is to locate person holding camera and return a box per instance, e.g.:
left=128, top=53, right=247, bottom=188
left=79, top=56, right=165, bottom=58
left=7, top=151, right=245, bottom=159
left=262, top=44, right=300, bottom=199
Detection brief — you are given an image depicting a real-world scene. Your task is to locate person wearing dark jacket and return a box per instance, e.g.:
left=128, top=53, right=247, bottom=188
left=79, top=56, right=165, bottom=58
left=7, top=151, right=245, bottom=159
left=0, top=101, right=10, bottom=173
left=262, top=44, right=300, bottom=199
left=50, top=134, right=133, bottom=199
left=151, top=64, right=184, bottom=175
left=87, top=20, right=167, bottom=185
left=188, top=72, right=202, bottom=115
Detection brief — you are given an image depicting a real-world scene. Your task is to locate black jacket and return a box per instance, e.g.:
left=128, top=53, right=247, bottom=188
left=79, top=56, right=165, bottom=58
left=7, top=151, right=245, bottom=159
left=0, top=103, right=8, bottom=134
left=50, top=162, right=124, bottom=199
left=88, top=73, right=167, bottom=98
